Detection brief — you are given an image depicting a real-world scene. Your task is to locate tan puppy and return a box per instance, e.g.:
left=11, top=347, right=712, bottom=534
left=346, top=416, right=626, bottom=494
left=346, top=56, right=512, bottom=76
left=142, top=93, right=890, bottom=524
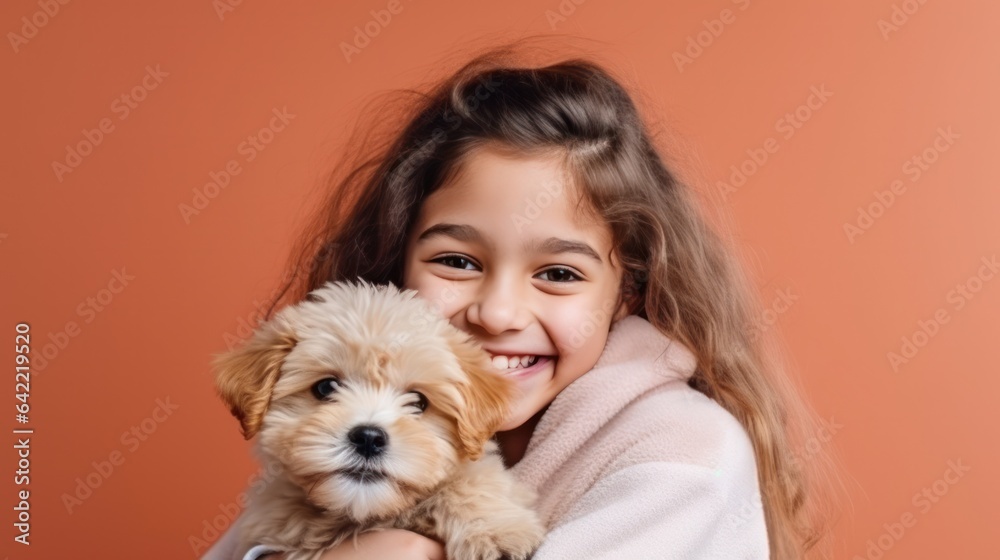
left=213, top=280, right=545, bottom=560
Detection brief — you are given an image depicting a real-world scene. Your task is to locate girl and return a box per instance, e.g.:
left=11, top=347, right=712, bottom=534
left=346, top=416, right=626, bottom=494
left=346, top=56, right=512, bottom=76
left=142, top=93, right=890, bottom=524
left=204, top=39, right=841, bottom=560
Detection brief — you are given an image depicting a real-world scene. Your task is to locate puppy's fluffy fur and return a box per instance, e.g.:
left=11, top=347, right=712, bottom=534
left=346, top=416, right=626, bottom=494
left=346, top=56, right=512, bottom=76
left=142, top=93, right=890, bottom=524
left=213, top=280, right=544, bottom=560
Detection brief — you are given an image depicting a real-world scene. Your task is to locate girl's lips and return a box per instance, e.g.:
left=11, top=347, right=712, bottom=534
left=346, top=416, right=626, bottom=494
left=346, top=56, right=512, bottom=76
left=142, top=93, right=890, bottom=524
left=499, top=355, right=553, bottom=379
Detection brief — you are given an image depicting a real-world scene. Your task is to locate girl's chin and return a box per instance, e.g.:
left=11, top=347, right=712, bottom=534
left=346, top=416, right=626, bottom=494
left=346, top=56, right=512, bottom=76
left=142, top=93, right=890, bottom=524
left=496, top=407, right=537, bottom=433
left=496, top=416, right=524, bottom=433
left=496, top=397, right=549, bottom=433
left=494, top=358, right=557, bottom=433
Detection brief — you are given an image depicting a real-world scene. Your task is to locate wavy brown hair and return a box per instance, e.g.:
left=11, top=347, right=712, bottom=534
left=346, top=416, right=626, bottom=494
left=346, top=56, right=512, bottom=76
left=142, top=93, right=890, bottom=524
left=262, top=36, right=846, bottom=559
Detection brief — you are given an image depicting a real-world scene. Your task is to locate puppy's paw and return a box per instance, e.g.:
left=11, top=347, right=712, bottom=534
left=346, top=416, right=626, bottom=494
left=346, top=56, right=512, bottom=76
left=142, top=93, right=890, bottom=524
left=448, top=517, right=545, bottom=560
left=494, top=516, right=546, bottom=560
left=447, top=535, right=505, bottom=560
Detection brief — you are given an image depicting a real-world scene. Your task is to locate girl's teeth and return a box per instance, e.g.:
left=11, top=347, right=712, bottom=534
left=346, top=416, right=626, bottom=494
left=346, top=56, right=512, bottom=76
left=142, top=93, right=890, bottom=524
left=491, top=355, right=539, bottom=369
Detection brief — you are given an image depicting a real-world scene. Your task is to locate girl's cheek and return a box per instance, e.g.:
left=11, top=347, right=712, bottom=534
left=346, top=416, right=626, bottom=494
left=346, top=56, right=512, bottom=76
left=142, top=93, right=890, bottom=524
left=411, top=274, right=465, bottom=318
left=552, top=298, right=616, bottom=354
left=550, top=311, right=589, bottom=356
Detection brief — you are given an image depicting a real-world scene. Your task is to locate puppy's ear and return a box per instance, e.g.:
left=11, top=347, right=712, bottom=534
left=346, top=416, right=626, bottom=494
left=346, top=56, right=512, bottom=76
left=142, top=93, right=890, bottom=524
left=212, top=312, right=298, bottom=440
left=446, top=333, right=515, bottom=461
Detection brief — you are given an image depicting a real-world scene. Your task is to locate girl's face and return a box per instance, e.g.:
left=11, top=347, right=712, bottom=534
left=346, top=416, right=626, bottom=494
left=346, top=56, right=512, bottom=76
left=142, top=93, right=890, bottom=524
left=402, top=146, right=627, bottom=432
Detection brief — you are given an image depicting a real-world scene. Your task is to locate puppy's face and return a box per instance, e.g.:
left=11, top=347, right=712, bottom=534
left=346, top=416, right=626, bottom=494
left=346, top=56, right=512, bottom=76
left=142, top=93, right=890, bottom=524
left=213, top=281, right=513, bottom=522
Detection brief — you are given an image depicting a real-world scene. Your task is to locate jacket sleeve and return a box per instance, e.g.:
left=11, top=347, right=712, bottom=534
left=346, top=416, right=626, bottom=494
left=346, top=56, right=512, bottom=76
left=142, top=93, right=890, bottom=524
left=529, top=461, right=770, bottom=560
left=200, top=520, right=238, bottom=560
left=200, top=513, right=283, bottom=560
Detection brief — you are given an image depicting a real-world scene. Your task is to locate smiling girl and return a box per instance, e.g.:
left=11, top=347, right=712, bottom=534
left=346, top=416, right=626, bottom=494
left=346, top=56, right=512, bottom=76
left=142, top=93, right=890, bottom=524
left=204, top=40, right=840, bottom=560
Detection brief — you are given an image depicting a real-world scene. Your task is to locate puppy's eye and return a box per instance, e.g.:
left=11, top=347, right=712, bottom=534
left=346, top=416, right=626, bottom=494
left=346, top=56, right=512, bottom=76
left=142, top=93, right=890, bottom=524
left=408, top=391, right=428, bottom=414
left=311, top=378, right=341, bottom=400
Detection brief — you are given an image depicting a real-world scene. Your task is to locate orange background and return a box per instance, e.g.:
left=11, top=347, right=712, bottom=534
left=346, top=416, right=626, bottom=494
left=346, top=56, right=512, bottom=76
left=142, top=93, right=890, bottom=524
left=2, top=0, right=998, bottom=558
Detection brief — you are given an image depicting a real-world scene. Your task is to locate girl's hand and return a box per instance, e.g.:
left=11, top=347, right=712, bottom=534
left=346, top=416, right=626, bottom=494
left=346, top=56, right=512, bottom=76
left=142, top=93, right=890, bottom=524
left=262, top=529, right=446, bottom=560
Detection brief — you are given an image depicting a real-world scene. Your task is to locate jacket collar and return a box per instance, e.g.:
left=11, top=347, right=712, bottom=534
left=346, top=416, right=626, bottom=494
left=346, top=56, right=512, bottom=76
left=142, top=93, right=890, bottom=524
left=511, top=314, right=698, bottom=489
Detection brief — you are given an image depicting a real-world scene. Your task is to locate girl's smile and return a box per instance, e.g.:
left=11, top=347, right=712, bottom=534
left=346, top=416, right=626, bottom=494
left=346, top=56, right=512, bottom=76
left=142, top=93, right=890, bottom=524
left=485, top=353, right=553, bottom=380
left=402, top=143, right=628, bottom=433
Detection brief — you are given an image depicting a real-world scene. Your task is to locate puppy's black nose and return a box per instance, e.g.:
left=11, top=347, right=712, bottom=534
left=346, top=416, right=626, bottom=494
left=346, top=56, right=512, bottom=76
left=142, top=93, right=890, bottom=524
left=348, top=425, right=388, bottom=458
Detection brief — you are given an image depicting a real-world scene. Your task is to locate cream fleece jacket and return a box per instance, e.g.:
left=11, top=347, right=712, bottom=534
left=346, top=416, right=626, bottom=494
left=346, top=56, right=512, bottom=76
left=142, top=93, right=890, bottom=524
left=202, top=315, right=770, bottom=560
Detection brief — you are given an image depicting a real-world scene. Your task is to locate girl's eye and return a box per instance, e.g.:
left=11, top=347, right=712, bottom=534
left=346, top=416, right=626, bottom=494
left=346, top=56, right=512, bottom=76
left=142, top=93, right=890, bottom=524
left=537, top=267, right=582, bottom=283
left=408, top=391, right=429, bottom=413
left=311, top=377, right=341, bottom=400
left=432, top=255, right=478, bottom=271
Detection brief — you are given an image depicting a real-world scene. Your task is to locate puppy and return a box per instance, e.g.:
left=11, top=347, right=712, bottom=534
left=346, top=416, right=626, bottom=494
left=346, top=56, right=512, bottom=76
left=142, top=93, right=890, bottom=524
left=213, top=280, right=545, bottom=560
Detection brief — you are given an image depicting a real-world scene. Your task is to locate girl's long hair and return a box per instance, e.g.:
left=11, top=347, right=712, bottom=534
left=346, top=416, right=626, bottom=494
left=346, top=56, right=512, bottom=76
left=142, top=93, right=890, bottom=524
left=264, top=36, right=847, bottom=559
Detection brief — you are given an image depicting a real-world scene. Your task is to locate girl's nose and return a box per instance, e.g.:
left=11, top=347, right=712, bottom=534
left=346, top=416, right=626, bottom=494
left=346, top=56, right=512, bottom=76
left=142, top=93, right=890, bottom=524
left=466, top=278, right=531, bottom=335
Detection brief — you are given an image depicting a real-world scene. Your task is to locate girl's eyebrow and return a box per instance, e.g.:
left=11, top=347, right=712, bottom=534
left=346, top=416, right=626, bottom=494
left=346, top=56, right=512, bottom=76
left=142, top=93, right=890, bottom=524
left=416, top=222, right=603, bottom=264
